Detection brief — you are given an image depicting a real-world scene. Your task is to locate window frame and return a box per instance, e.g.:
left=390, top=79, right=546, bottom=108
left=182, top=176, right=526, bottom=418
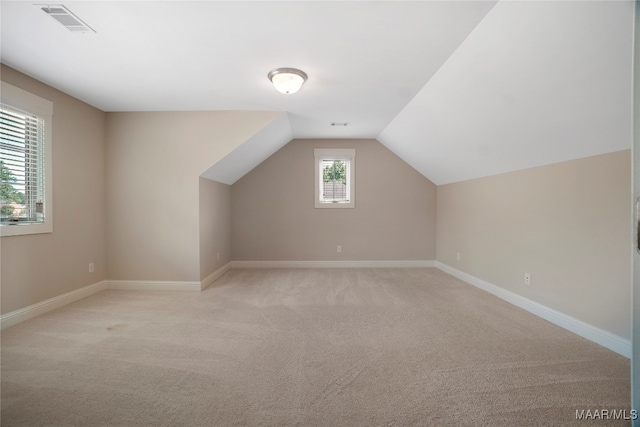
left=314, top=148, right=355, bottom=209
left=1, top=82, right=53, bottom=237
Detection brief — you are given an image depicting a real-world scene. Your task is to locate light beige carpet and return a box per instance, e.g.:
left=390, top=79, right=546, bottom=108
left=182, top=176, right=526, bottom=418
left=1, top=268, right=631, bottom=426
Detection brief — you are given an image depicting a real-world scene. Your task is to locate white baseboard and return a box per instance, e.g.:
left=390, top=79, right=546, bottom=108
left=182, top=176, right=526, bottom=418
left=5, top=261, right=628, bottom=360
left=105, top=280, right=201, bottom=291
left=1, top=280, right=108, bottom=330
left=230, top=260, right=436, bottom=269
left=0, top=274, right=222, bottom=330
left=201, top=262, right=232, bottom=290
left=435, top=261, right=631, bottom=359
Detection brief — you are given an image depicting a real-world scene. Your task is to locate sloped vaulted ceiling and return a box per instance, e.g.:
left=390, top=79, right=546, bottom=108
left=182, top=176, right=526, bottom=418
left=0, top=1, right=633, bottom=185
left=379, top=0, right=633, bottom=185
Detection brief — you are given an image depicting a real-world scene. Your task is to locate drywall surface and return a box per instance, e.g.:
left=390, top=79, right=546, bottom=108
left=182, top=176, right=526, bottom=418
left=105, top=110, right=281, bottom=281
left=436, top=150, right=631, bottom=339
left=231, top=139, right=436, bottom=261
left=200, top=177, right=231, bottom=279
left=1, top=65, right=107, bottom=314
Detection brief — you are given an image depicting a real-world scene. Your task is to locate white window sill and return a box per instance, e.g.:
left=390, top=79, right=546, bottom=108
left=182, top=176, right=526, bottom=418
left=1, top=222, right=52, bottom=237
left=315, top=201, right=355, bottom=209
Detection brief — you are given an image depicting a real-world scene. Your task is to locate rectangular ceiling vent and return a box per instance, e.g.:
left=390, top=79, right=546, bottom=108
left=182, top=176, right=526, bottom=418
left=37, top=4, right=95, bottom=33
left=331, top=122, right=349, bottom=127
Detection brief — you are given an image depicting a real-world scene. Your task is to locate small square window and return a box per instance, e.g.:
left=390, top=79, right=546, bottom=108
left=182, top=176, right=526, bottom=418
left=315, top=148, right=355, bottom=209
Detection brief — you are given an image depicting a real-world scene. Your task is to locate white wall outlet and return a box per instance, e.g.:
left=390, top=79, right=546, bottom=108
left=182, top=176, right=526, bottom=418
left=337, top=245, right=342, bottom=253
left=524, top=272, right=531, bottom=285
left=456, top=252, right=461, bottom=261
left=89, top=262, right=95, bottom=274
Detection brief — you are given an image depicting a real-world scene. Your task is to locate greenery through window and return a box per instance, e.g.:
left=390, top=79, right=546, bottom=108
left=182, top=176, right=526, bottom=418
left=321, top=159, right=348, bottom=203
left=314, top=148, right=355, bottom=209
left=1, top=160, right=26, bottom=216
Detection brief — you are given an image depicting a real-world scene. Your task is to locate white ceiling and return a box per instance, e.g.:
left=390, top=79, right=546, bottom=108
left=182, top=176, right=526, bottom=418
left=0, top=1, right=634, bottom=185
left=379, top=0, right=634, bottom=184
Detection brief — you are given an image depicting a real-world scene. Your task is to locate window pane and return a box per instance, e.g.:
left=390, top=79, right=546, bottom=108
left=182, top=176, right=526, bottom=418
left=0, top=105, right=45, bottom=223
left=320, top=159, right=349, bottom=202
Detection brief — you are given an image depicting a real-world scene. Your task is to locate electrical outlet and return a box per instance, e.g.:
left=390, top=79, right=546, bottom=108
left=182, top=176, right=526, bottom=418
left=337, top=245, right=342, bottom=253
left=456, top=252, right=461, bottom=261
left=89, top=262, right=94, bottom=274
left=524, top=272, right=531, bottom=285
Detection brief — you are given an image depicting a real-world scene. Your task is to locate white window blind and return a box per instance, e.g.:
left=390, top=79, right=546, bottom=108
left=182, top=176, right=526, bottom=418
left=0, top=104, right=46, bottom=224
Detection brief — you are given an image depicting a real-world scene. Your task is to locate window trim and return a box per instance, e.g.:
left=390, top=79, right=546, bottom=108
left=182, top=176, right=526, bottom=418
left=314, top=148, right=355, bottom=209
left=1, top=82, right=53, bottom=237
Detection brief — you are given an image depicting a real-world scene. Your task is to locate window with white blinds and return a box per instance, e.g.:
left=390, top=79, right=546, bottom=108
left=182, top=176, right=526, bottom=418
left=314, top=148, right=355, bottom=209
left=0, top=82, right=53, bottom=237
left=0, top=105, right=45, bottom=224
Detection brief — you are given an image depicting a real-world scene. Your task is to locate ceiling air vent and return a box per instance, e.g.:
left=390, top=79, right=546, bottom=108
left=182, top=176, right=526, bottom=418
left=37, top=4, right=95, bottom=33
left=331, top=122, right=349, bottom=127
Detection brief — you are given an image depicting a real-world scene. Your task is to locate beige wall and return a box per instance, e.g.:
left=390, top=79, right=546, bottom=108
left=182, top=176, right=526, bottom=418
left=199, top=177, right=231, bottom=279
left=1, top=66, right=630, bottom=348
left=105, top=111, right=281, bottom=282
left=436, top=150, right=631, bottom=339
left=231, top=139, right=437, bottom=261
left=1, top=65, right=107, bottom=314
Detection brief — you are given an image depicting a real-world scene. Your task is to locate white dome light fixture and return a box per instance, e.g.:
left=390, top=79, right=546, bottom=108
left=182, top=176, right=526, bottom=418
left=268, top=68, right=308, bottom=94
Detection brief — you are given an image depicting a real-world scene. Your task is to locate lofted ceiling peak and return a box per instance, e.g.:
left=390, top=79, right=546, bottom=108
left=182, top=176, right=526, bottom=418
left=1, top=1, right=633, bottom=185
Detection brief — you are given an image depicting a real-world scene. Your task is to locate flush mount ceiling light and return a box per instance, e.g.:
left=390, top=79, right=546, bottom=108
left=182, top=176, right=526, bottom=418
left=268, top=68, right=308, bottom=94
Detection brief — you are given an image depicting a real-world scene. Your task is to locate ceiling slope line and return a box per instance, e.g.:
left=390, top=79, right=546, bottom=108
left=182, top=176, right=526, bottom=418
left=377, top=0, right=500, bottom=146
left=377, top=0, right=633, bottom=185
left=201, top=112, right=293, bottom=185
